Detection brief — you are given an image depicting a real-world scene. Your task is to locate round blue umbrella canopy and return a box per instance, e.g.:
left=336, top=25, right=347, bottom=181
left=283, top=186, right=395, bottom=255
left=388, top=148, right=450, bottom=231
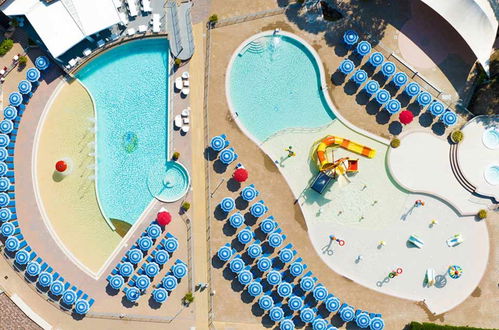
left=74, top=299, right=90, bottom=314
left=0, top=134, right=9, bottom=148
left=3, top=106, right=17, bottom=120
left=405, top=82, right=420, bottom=97
left=9, top=92, right=22, bottom=107
left=241, top=186, right=258, bottom=201
left=250, top=202, right=266, bottom=217
left=164, top=237, right=179, bottom=253
left=229, top=212, right=244, bottom=228
left=155, top=249, right=169, bottom=265
left=0, top=120, right=14, bottom=134
left=267, top=270, right=282, bottom=286
left=247, top=243, right=262, bottom=259
left=0, top=208, right=12, bottom=221
left=144, top=262, right=160, bottom=277
left=375, top=89, right=390, bottom=104
left=313, top=318, right=328, bottom=330
left=50, top=280, right=65, bottom=296
left=381, top=62, right=396, bottom=77
left=343, top=30, right=359, bottom=45
left=0, top=148, right=9, bottom=162
left=288, top=295, right=304, bottom=311
left=5, top=236, right=20, bottom=251
left=152, top=288, right=168, bottom=303
left=356, top=312, right=371, bottom=328
left=417, top=91, right=432, bottom=107
left=277, top=282, right=292, bottom=298
left=364, top=80, right=379, bottom=95
left=119, top=262, right=134, bottom=277
left=356, top=41, right=371, bottom=56
left=300, top=276, right=315, bottom=291
left=352, top=70, right=368, bottom=84
left=325, top=296, right=341, bottom=312
left=125, top=287, right=140, bottom=302
left=260, top=218, right=275, bottom=234
left=210, top=135, right=225, bottom=151
left=313, top=285, right=328, bottom=301
left=392, top=71, right=407, bottom=87
left=147, top=224, right=161, bottom=239
left=109, top=274, right=124, bottom=290
left=15, top=249, right=29, bottom=265
left=172, top=263, right=188, bottom=279
left=370, top=317, right=385, bottom=330
left=429, top=101, right=445, bottom=116
left=368, top=52, right=384, bottom=67
left=18, top=80, right=32, bottom=94
left=237, top=229, right=253, bottom=244
left=238, top=270, right=253, bottom=285
left=220, top=148, right=236, bottom=165
left=220, top=197, right=235, bottom=212
left=138, top=236, right=153, bottom=251
left=0, top=191, right=9, bottom=206
left=385, top=99, right=401, bottom=114
left=300, top=308, right=316, bottom=323
left=162, top=275, right=178, bottom=291
left=26, top=67, right=41, bottom=82
left=257, top=256, right=272, bottom=272
left=248, top=281, right=263, bottom=297
left=280, top=319, right=295, bottom=330
left=217, top=245, right=232, bottom=261
left=269, top=306, right=284, bottom=322
left=127, top=249, right=142, bottom=264
left=229, top=257, right=244, bottom=273
left=135, top=275, right=151, bottom=290
left=289, top=262, right=304, bottom=277
left=340, top=306, right=355, bottom=322
left=258, top=295, right=274, bottom=310
left=35, top=56, right=49, bottom=70
left=26, top=261, right=41, bottom=277
left=339, top=59, right=354, bottom=74
left=442, top=110, right=458, bottom=126
left=62, top=290, right=77, bottom=305
left=37, top=271, right=53, bottom=287
left=1, top=222, right=15, bottom=236
left=268, top=233, right=284, bottom=248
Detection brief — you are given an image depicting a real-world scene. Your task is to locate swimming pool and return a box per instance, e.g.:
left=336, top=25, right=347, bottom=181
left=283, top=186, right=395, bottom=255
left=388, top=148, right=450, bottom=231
left=482, top=128, right=498, bottom=149
left=147, top=161, right=191, bottom=202
left=76, top=39, right=169, bottom=226
left=484, top=165, right=499, bottom=185
left=228, top=32, right=336, bottom=143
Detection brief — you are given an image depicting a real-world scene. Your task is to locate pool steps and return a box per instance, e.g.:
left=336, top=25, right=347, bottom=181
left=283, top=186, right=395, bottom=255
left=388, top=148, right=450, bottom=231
left=239, top=39, right=266, bottom=56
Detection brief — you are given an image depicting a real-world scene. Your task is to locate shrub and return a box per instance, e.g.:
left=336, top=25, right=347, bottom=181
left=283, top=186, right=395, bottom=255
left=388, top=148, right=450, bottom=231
left=0, top=39, right=14, bottom=56
left=390, top=138, right=400, bottom=148
left=174, top=58, right=182, bottom=67
left=183, top=292, right=194, bottom=305
left=182, top=202, right=191, bottom=211
left=172, top=151, right=180, bottom=160
left=18, top=55, right=27, bottom=66
left=10, top=19, right=18, bottom=28
left=477, top=209, right=487, bottom=219
left=410, top=321, right=494, bottom=330
left=451, top=130, right=464, bottom=143
left=208, top=14, right=218, bottom=24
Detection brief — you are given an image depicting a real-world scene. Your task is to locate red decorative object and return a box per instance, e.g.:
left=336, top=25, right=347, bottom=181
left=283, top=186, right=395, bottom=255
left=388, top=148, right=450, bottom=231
left=399, top=110, right=414, bottom=125
left=55, top=160, right=67, bottom=172
left=157, top=211, right=172, bottom=226
left=233, top=168, right=248, bottom=182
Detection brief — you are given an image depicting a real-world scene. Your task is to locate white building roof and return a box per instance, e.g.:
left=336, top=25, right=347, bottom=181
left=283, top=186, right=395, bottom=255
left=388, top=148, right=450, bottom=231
left=0, top=0, right=120, bottom=58
left=420, top=0, right=498, bottom=74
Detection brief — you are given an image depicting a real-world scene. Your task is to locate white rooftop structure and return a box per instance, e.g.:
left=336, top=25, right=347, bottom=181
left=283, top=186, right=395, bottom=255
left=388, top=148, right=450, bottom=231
left=0, top=0, right=120, bottom=58
left=419, top=0, right=498, bottom=74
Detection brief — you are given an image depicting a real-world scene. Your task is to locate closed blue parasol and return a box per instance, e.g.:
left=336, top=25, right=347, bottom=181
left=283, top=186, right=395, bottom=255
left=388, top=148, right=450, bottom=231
left=4, top=106, right=17, bottom=120
left=248, top=281, right=263, bottom=297
left=0, top=177, right=9, bottom=190
left=220, top=197, right=235, bottom=212
left=340, top=306, right=355, bottom=322
left=74, top=299, right=90, bottom=314
left=268, top=233, right=284, bottom=248
left=278, top=249, right=293, bottom=264
left=343, top=30, right=359, bottom=45
left=62, top=290, right=77, bottom=305
left=217, top=245, right=232, bottom=261
left=109, top=274, right=124, bottom=290
left=364, top=80, right=379, bottom=95
left=356, top=312, right=371, bottom=328
left=26, top=261, right=41, bottom=277
left=229, top=212, right=244, bottom=228
left=325, top=296, right=340, bottom=312
left=144, top=262, right=160, bottom=277
left=229, top=257, right=244, bottom=273
left=381, top=62, right=396, bottom=77
left=241, top=186, right=258, bottom=201
left=339, top=59, right=355, bottom=74
left=154, top=249, right=169, bottom=264
left=26, top=67, right=41, bottom=82
left=404, top=82, right=420, bottom=97
left=164, top=237, right=179, bottom=253
left=127, top=249, right=143, bottom=264
left=219, top=148, right=237, bottom=165
left=15, top=249, right=29, bottom=265
left=370, top=317, right=385, bottom=330
left=269, top=306, right=284, bottom=322
left=238, top=270, right=253, bottom=285
left=0, top=222, right=14, bottom=236
left=237, top=228, right=253, bottom=244
left=0, top=134, right=9, bottom=148
left=172, top=262, right=188, bottom=279
left=147, top=224, right=161, bottom=239
left=162, top=275, right=178, bottom=291
left=0, top=208, right=11, bottom=222
left=288, top=295, right=304, bottom=311
left=0, top=191, right=9, bottom=206
left=368, top=52, right=384, bottom=67
left=300, top=308, right=316, bottom=323
left=9, top=92, right=22, bottom=107
left=50, top=280, right=65, bottom=296
left=392, top=72, right=407, bottom=87
left=35, top=56, right=49, bottom=70
left=289, top=262, right=304, bottom=277
left=312, top=318, right=328, bottom=330
left=260, top=218, right=276, bottom=234
left=313, top=285, right=328, bottom=301
left=135, top=275, right=151, bottom=290
left=138, top=236, right=153, bottom=251
left=0, top=120, right=14, bottom=134
left=257, top=256, right=272, bottom=272
left=247, top=243, right=262, bottom=259
left=300, top=276, right=315, bottom=291
left=385, top=99, right=401, bottom=114
left=375, top=89, right=390, bottom=104
left=37, top=272, right=53, bottom=287
left=5, top=236, right=20, bottom=251
left=267, top=270, right=282, bottom=286
left=152, top=288, right=168, bottom=303
left=356, top=41, right=371, bottom=56
left=125, top=287, right=141, bottom=302
left=210, top=135, right=226, bottom=151
left=119, top=262, right=134, bottom=277
left=277, top=282, right=292, bottom=298
left=258, top=294, right=274, bottom=310
left=250, top=201, right=267, bottom=217
left=417, top=91, right=432, bottom=107
left=352, top=69, right=368, bottom=85
left=429, top=101, right=445, bottom=116
left=280, top=319, right=295, bottom=330
left=18, top=80, right=32, bottom=94
left=441, top=110, right=458, bottom=126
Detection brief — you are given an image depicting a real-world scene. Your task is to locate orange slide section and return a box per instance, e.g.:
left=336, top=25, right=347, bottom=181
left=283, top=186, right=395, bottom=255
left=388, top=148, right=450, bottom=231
left=316, top=135, right=376, bottom=171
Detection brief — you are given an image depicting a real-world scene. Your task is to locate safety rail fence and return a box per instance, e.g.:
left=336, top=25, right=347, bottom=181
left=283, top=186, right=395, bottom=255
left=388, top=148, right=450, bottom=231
left=213, top=7, right=286, bottom=28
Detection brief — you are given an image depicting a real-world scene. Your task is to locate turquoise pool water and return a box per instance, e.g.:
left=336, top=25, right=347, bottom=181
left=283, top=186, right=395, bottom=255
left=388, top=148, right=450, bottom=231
left=484, top=165, right=499, bottom=185
left=147, top=161, right=190, bottom=202
left=76, top=39, right=169, bottom=225
left=229, top=35, right=335, bottom=142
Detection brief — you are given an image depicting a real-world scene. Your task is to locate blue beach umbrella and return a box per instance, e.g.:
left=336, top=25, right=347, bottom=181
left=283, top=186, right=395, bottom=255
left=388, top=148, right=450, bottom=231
left=219, top=148, right=236, bottom=165
left=217, top=245, right=232, bottom=261
left=37, top=271, right=53, bottom=287
left=162, top=275, right=178, bottom=291
left=247, top=243, right=262, bottom=259
left=392, top=72, right=407, bottom=87
left=35, top=56, right=49, bottom=70
left=340, top=306, right=355, bottom=322
left=325, top=296, right=341, bottom=312
left=26, top=67, right=41, bottom=82
left=0, top=120, right=13, bottom=134
left=289, top=262, right=304, bottom=277
left=381, top=62, right=396, bottom=77
left=441, top=110, right=458, bottom=126
left=241, top=186, right=258, bottom=201
left=229, top=212, right=244, bottom=228
left=127, top=249, right=143, bottom=264
left=339, top=59, right=355, bottom=75
left=109, top=274, right=124, bottom=290
left=62, top=289, right=77, bottom=305
left=0, top=191, right=9, bottom=206
left=313, top=285, right=328, bottom=301
left=210, top=135, right=226, bottom=151
left=257, top=256, right=272, bottom=272
left=154, top=249, right=169, bottom=265
left=237, top=228, right=253, bottom=244
left=119, top=262, right=134, bottom=277
left=229, top=257, right=244, bottom=273
left=269, top=306, right=284, bottom=322
left=0, top=177, right=9, bottom=191
left=288, top=295, right=304, bottom=311
left=356, top=41, right=371, bottom=56
left=220, top=197, right=235, bottom=213
left=144, top=262, right=160, bottom=277
left=250, top=202, right=267, bottom=217
left=280, top=319, right=295, bottom=330
left=313, top=318, right=328, bottom=330
left=74, top=299, right=90, bottom=314
left=0, top=208, right=12, bottom=222
left=135, top=275, right=151, bottom=290
left=417, top=91, right=432, bottom=107
left=172, top=262, right=188, bottom=279
left=385, top=99, right=401, bottom=114
left=138, top=236, right=153, bottom=251
left=375, top=89, right=390, bottom=104
left=0, top=148, right=8, bottom=162
left=0, top=134, right=9, bottom=148
left=248, top=281, right=263, bottom=297
left=146, top=224, right=161, bottom=239
left=300, top=308, right=316, bottom=323
left=352, top=69, right=368, bottom=85
left=238, top=270, right=253, bottom=285
left=152, top=288, right=168, bottom=303
left=368, top=52, right=384, bottom=67
left=5, top=236, right=20, bottom=251
left=300, top=276, right=315, bottom=292
left=4, top=106, right=17, bottom=120
left=9, top=92, right=22, bottom=107
left=15, top=249, right=29, bottom=265
left=343, top=30, right=359, bottom=45
left=268, top=233, right=284, bottom=248
left=26, top=261, right=41, bottom=277
left=50, top=280, right=65, bottom=296
left=164, top=237, right=179, bottom=253
left=0, top=222, right=14, bottom=236
left=260, top=218, right=275, bottom=234
left=258, top=295, right=274, bottom=310
left=18, top=80, right=32, bottom=94
left=429, top=101, right=445, bottom=116
left=356, top=312, right=371, bottom=328
left=267, top=270, right=282, bottom=286
left=277, top=282, right=292, bottom=298
left=370, top=317, right=385, bottom=330
left=125, top=287, right=140, bottom=302
left=404, top=82, right=420, bottom=97
left=364, top=80, right=379, bottom=95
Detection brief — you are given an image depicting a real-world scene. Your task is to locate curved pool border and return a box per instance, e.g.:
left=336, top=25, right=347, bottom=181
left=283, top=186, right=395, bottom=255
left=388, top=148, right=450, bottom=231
left=153, top=161, right=191, bottom=203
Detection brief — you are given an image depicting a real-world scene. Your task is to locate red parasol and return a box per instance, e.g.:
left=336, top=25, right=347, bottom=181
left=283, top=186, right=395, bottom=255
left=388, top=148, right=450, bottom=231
left=233, top=168, right=248, bottom=182
left=157, top=211, right=172, bottom=226
left=399, top=110, right=414, bottom=125
left=55, top=160, right=67, bottom=172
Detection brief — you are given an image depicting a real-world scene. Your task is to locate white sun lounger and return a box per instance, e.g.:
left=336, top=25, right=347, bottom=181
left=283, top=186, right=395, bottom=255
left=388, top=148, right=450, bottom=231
left=141, top=0, right=152, bottom=13
left=181, top=87, right=190, bottom=96
left=96, top=40, right=105, bottom=48
left=174, top=115, right=182, bottom=129
left=446, top=234, right=463, bottom=247
left=183, top=79, right=190, bottom=87
left=183, top=117, right=190, bottom=124
left=181, top=108, right=190, bottom=117
left=152, top=14, right=161, bottom=33
left=68, top=58, right=78, bottom=67
left=408, top=234, right=424, bottom=248
left=425, top=268, right=435, bottom=286
left=174, top=77, right=183, bottom=91
left=113, top=0, right=122, bottom=8
left=110, top=33, right=119, bottom=42
left=83, top=48, right=91, bottom=56
left=119, top=12, right=129, bottom=25
left=138, top=25, right=147, bottom=33
left=126, top=0, right=138, bottom=17
left=181, top=71, right=189, bottom=79
left=181, top=125, right=190, bottom=133
left=127, top=28, right=136, bottom=36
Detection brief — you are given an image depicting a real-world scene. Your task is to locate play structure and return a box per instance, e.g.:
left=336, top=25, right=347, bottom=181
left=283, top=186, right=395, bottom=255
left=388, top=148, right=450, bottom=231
left=310, top=135, right=376, bottom=194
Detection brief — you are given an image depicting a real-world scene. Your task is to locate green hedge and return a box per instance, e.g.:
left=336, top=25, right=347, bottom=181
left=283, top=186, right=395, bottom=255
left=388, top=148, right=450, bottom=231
left=0, top=39, right=14, bottom=56
left=410, top=321, right=495, bottom=330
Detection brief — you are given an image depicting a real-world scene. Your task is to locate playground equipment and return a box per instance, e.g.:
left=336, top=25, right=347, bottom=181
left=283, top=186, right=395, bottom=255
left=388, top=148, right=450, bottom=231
left=425, top=268, right=436, bottom=286
left=408, top=234, right=424, bottom=248
left=329, top=234, right=345, bottom=246
left=388, top=267, right=403, bottom=278
left=446, top=234, right=464, bottom=247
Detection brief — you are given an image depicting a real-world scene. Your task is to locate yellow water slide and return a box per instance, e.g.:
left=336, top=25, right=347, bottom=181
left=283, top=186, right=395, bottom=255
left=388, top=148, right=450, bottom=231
left=316, top=135, right=376, bottom=171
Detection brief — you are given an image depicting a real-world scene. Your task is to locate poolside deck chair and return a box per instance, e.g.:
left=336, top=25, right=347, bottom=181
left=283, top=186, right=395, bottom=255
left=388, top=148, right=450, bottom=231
left=181, top=87, right=190, bottom=96
left=174, top=115, right=182, bottom=129
left=127, top=28, right=136, bottom=36
left=165, top=232, right=177, bottom=240
left=181, top=125, right=190, bottom=133
left=88, top=298, right=95, bottom=309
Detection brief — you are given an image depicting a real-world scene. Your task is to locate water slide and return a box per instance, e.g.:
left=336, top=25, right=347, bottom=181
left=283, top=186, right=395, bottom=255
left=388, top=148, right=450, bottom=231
left=316, top=135, right=376, bottom=171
